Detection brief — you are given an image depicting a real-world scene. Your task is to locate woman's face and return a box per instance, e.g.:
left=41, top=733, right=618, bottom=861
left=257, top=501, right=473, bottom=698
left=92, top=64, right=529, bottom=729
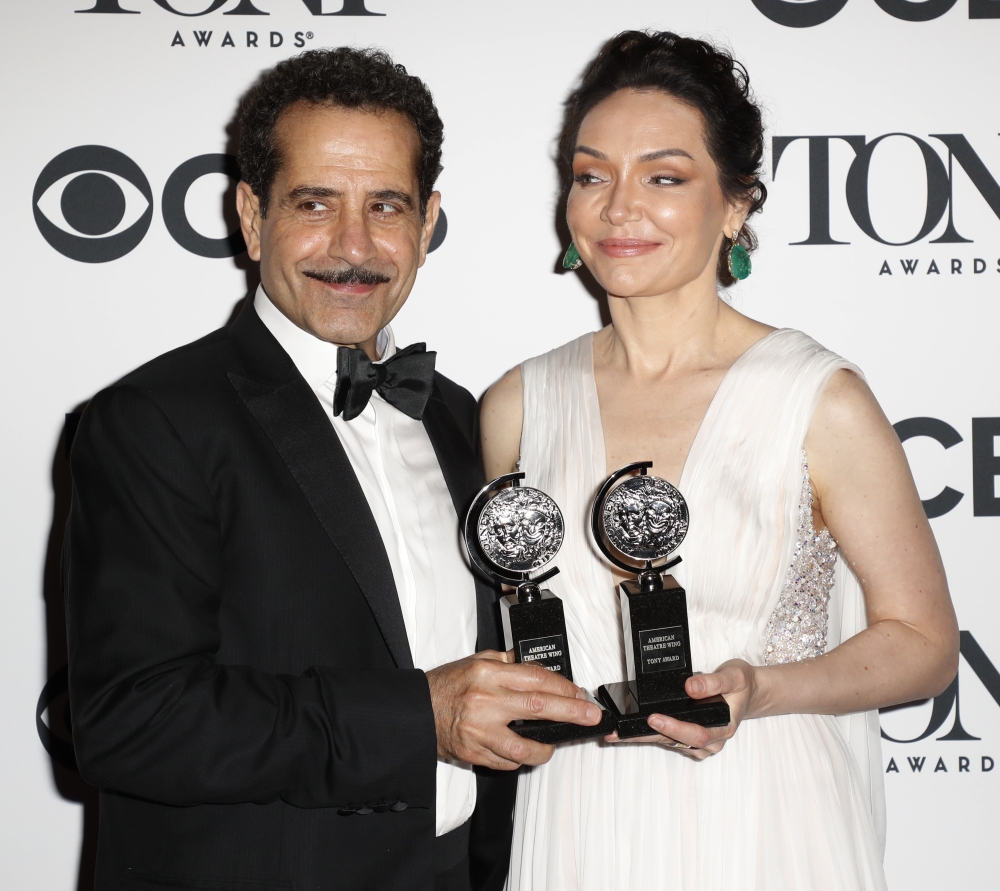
left=566, top=89, right=742, bottom=299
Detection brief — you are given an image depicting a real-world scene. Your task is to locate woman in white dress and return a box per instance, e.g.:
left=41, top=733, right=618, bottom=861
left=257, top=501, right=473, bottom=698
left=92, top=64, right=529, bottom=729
left=481, top=31, right=958, bottom=891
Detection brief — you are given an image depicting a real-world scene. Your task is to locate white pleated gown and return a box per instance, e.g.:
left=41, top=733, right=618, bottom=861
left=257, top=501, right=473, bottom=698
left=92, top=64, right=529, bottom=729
left=508, top=329, right=888, bottom=891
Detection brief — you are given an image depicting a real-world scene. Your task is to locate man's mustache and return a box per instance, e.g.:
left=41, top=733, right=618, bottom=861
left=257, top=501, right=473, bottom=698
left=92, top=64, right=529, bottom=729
left=303, top=266, right=392, bottom=286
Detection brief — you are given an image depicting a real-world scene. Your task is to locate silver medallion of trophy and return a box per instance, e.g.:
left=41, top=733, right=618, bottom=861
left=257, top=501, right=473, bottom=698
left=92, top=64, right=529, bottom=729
left=592, top=462, right=730, bottom=738
left=465, top=472, right=614, bottom=744
left=602, top=475, right=690, bottom=561
left=478, top=485, right=564, bottom=573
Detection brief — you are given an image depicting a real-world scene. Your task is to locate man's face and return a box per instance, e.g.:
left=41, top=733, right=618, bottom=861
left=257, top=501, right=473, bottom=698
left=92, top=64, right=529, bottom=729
left=237, top=102, right=440, bottom=356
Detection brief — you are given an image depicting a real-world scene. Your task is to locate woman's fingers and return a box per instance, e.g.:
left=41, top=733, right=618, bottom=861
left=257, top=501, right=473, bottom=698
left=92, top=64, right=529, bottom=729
left=686, top=661, right=749, bottom=699
left=686, top=672, right=722, bottom=698
left=606, top=660, right=758, bottom=758
left=605, top=728, right=726, bottom=757
left=647, top=714, right=719, bottom=748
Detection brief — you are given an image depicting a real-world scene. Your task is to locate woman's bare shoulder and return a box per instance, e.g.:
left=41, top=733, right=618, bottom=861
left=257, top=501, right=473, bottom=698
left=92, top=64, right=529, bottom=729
left=480, top=365, right=524, bottom=479
left=482, top=365, right=523, bottom=419
left=805, top=367, right=909, bottom=512
left=812, top=367, right=884, bottom=436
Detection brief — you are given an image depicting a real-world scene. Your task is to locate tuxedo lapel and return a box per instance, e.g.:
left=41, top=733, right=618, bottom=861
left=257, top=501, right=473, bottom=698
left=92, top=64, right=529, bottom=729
left=422, top=389, right=503, bottom=652
left=421, top=392, right=482, bottom=524
left=226, top=305, right=413, bottom=669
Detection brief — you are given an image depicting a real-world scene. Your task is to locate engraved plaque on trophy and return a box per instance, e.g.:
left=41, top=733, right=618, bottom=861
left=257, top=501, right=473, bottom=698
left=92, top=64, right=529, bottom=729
left=465, top=472, right=615, bottom=744
left=591, top=462, right=730, bottom=738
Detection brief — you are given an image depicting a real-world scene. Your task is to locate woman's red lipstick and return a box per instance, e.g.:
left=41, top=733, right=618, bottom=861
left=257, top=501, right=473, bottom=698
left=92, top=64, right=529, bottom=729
left=595, top=238, right=660, bottom=258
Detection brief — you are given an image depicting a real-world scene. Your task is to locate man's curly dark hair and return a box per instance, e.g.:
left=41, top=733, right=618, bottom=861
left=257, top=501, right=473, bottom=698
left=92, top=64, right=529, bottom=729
left=238, top=47, right=443, bottom=219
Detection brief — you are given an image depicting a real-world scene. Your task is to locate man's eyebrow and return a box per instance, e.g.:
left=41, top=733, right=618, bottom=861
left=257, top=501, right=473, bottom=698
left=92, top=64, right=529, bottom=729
left=283, top=186, right=416, bottom=211
left=285, top=186, right=340, bottom=203
left=370, top=189, right=415, bottom=211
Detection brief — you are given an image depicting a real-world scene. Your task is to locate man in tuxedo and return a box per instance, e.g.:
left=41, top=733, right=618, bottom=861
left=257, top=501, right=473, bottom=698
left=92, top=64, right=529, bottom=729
left=64, top=48, right=602, bottom=891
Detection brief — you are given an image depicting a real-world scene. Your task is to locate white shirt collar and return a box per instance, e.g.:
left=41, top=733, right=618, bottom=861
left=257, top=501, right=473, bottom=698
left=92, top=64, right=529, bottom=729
left=253, top=284, right=395, bottom=391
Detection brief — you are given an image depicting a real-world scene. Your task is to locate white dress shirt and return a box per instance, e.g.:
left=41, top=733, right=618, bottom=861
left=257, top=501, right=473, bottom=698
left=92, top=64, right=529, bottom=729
left=255, top=286, right=478, bottom=836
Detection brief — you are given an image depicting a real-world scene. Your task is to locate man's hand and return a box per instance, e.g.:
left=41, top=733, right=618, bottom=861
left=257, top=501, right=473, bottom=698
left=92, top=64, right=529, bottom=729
left=426, top=651, right=603, bottom=770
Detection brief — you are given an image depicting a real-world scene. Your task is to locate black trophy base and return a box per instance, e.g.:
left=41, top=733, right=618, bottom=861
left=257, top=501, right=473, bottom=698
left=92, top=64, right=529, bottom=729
left=508, top=692, right=616, bottom=743
left=597, top=681, right=730, bottom=739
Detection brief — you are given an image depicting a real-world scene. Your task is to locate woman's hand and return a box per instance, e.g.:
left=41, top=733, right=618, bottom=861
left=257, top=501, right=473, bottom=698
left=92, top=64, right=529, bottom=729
left=607, top=659, right=761, bottom=760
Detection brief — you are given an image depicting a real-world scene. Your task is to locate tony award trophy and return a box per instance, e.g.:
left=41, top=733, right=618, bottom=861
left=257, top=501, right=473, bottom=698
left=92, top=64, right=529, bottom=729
left=465, top=473, right=614, bottom=743
left=591, top=462, right=730, bottom=738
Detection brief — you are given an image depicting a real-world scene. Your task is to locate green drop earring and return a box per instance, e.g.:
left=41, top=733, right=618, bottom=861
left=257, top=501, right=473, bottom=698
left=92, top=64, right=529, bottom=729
left=562, top=242, right=583, bottom=271
left=728, top=231, right=752, bottom=281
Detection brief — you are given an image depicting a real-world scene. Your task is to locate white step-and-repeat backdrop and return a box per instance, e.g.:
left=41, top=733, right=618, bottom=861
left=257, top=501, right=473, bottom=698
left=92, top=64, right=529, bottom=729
left=2, top=1, right=998, bottom=887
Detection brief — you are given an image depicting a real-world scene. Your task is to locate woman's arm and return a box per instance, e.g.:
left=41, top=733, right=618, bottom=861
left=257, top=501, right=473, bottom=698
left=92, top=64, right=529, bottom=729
left=632, top=369, right=959, bottom=755
left=746, top=368, right=959, bottom=715
left=480, top=365, right=524, bottom=480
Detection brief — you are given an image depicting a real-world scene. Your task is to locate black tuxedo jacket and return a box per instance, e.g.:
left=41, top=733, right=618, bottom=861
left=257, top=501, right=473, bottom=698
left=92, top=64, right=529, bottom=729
left=64, top=302, right=516, bottom=891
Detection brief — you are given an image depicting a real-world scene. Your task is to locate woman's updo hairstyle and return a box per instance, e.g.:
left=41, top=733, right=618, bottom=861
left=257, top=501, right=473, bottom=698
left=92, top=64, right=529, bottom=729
left=559, top=31, right=767, bottom=287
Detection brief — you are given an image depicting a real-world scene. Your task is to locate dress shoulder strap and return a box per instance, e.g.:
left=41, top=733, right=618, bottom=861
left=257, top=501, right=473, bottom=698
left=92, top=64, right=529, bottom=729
left=681, top=328, right=862, bottom=496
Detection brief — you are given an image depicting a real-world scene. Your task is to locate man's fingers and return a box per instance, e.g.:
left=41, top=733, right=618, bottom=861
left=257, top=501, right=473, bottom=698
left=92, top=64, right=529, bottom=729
left=503, top=658, right=590, bottom=698
left=486, top=729, right=557, bottom=767
left=430, top=654, right=604, bottom=768
left=470, top=656, right=591, bottom=702
left=497, top=661, right=583, bottom=699
left=478, top=750, right=523, bottom=771
left=509, top=689, right=603, bottom=726
left=470, top=649, right=509, bottom=663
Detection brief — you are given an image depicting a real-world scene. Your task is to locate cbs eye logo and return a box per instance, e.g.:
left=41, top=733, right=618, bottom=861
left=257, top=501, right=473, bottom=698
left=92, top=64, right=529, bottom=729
left=33, top=146, right=246, bottom=264
left=34, top=146, right=155, bottom=263
left=33, top=145, right=448, bottom=264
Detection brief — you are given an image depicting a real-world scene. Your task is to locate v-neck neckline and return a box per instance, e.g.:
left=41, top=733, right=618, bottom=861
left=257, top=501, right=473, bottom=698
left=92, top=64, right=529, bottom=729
left=586, top=328, right=783, bottom=491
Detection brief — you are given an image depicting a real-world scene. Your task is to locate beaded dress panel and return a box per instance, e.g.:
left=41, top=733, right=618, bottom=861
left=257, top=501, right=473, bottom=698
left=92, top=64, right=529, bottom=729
left=764, top=452, right=837, bottom=665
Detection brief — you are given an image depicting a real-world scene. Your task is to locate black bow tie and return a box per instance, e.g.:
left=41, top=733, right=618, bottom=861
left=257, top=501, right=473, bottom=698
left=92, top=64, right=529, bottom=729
left=333, top=342, right=437, bottom=421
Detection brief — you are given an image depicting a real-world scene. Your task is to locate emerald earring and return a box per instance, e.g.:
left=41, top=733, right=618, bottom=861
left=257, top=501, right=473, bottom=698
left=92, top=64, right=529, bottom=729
left=728, top=232, right=751, bottom=281
left=562, top=242, right=583, bottom=271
